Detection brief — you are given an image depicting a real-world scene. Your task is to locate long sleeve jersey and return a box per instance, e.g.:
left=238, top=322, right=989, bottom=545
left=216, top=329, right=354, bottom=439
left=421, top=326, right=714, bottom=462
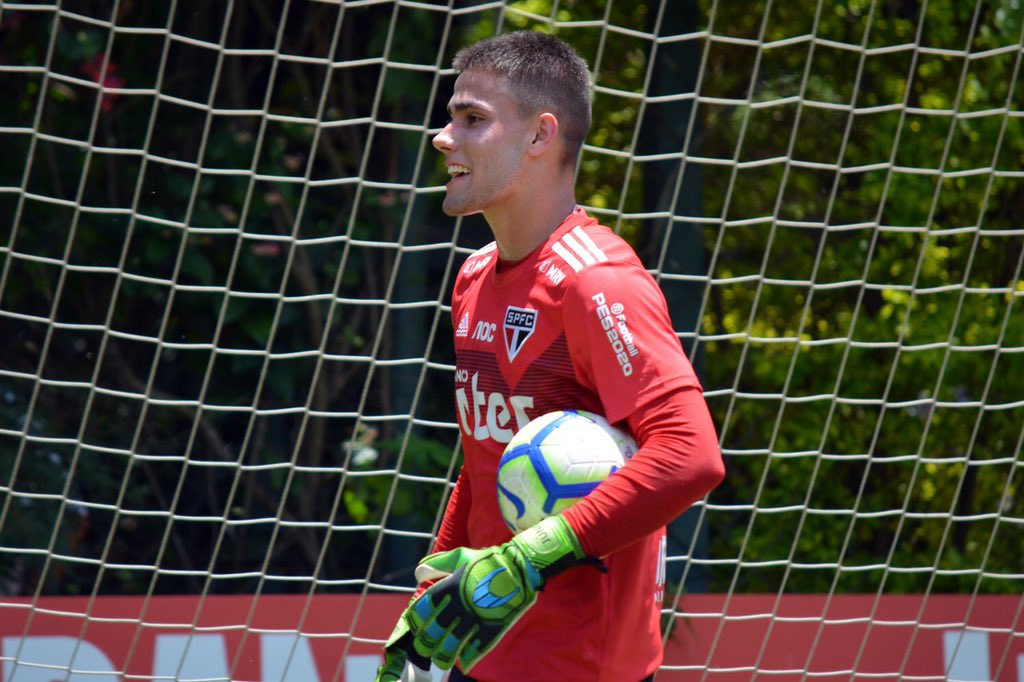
left=436, top=207, right=724, bottom=682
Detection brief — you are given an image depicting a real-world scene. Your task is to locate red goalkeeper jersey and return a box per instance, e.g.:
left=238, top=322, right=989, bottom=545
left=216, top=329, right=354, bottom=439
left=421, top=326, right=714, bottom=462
left=442, top=207, right=712, bottom=682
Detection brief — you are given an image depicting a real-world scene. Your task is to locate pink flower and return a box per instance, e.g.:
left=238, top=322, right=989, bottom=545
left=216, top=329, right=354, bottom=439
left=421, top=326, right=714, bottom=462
left=251, top=242, right=282, bottom=257
left=81, top=55, right=126, bottom=111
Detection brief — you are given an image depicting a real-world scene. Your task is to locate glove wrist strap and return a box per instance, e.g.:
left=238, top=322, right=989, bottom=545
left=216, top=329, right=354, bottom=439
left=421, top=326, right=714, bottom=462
left=513, top=515, right=596, bottom=581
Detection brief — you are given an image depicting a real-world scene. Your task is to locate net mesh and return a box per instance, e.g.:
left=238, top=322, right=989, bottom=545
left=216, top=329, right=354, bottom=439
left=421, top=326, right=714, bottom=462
left=0, top=0, right=1022, bottom=679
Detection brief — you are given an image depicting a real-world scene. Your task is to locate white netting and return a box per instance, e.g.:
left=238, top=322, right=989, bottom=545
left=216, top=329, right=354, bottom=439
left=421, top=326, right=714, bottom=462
left=0, top=0, right=1021, bottom=679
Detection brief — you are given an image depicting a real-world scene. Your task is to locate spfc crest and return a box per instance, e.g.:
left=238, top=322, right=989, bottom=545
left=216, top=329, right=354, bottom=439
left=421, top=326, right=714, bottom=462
left=503, top=306, right=536, bottom=362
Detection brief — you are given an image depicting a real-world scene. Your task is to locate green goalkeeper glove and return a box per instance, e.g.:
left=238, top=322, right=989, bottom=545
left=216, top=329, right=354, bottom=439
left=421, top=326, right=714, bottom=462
left=395, top=514, right=594, bottom=672
left=376, top=617, right=433, bottom=682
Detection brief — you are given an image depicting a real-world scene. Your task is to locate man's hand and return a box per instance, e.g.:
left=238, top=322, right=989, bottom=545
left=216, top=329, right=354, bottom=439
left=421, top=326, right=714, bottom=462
left=374, top=647, right=412, bottom=682
left=376, top=618, right=433, bottom=682
left=401, top=514, right=591, bottom=672
left=375, top=649, right=432, bottom=682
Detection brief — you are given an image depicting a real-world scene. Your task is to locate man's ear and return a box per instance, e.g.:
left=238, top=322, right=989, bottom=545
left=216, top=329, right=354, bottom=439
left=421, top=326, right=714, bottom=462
left=528, top=112, right=559, bottom=157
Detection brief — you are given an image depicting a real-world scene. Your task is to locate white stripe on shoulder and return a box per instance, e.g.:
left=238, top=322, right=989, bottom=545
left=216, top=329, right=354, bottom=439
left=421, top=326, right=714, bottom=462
left=562, top=232, right=597, bottom=267
left=571, top=226, right=608, bottom=263
left=551, top=226, right=608, bottom=272
left=551, top=241, right=585, bottom=272
left=472, top=242, right=498, bottom=257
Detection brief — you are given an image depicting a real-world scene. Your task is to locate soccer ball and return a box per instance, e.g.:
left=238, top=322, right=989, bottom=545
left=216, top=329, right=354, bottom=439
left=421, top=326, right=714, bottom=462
left=496, top=410, right=638, bottom=533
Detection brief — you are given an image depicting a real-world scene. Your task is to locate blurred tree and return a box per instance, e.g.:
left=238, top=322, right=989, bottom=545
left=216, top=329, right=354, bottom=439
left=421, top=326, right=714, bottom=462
left=0, top=0, right=1019, bottom=599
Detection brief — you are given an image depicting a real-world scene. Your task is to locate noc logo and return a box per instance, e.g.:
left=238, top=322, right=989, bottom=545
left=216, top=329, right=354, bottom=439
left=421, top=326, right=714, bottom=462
left=503, top=306, right=537, bottom=362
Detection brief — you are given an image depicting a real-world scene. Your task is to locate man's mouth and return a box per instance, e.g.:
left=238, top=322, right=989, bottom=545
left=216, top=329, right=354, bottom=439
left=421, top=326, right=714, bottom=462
left=447, top=164, right=471, bottom=181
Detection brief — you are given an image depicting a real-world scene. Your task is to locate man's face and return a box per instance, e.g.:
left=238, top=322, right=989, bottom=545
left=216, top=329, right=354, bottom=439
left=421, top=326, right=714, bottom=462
left=432, top=70, right=535, bottom=217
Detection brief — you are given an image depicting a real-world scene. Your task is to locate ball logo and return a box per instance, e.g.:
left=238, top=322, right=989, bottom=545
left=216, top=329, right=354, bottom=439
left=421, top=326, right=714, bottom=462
left=503, top=306, right=537, bottom=362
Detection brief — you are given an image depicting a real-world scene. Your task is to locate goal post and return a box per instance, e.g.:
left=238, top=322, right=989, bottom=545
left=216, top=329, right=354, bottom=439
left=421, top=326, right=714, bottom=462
left=0, top=0, right=1022, bottom=679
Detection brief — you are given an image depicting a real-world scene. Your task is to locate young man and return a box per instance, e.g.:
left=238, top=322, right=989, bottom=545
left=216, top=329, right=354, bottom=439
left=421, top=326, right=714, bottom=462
left=377, top=30, right=724, bottom=682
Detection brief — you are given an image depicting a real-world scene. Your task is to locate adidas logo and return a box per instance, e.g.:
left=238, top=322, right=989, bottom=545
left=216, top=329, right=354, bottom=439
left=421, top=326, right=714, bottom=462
left=456, top=312, right=470, bottom=337
left=551, top=226, right=608, bottom=273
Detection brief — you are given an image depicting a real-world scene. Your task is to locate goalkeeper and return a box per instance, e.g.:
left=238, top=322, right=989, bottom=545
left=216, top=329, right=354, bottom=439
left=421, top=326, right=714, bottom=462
left=378, top=30, right=725, bottom=682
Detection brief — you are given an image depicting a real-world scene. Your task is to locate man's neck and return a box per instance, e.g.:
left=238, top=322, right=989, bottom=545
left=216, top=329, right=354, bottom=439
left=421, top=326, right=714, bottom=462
left=485, top=184, right=578, bottom=262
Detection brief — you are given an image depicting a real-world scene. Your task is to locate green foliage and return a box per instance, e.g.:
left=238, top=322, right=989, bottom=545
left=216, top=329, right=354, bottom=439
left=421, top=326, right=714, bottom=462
left=343, top=434, right=454, bottom=526
left=696, top=0, right=1023, bottom=593
left=0, top=0, right=1019, bottom=599
left=0, top=0, right=457, bottom=595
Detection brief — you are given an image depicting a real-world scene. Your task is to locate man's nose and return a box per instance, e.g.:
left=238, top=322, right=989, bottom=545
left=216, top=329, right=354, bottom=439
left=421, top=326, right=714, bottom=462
left=433, top=123, right=455, bottom=153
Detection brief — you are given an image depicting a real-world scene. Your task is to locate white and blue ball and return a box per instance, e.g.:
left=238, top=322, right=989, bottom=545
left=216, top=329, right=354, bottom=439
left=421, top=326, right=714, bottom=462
left=496, top=410, right=638, bottom=533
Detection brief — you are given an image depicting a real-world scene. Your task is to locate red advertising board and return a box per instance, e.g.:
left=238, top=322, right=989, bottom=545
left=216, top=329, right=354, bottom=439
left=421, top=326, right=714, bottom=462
left=1, top=594, right=1021, bottom=680
left=662, top=594, right=1023, bottom=681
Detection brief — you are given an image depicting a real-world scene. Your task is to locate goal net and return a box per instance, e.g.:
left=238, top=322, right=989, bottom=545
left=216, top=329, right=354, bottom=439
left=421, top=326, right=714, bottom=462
left=0, top=0, right=1021, bottom=679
